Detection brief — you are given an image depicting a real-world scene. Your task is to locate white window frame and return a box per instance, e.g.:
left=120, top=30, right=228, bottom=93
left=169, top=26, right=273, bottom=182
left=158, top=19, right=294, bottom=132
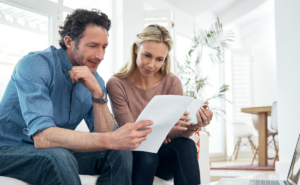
left=0, top=0, right=74, bottom=48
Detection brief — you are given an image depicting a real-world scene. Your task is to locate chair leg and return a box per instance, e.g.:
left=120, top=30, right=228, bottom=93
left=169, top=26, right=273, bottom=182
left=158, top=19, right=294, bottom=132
left=230, top=138, right=240, bottom=161
left=249, top=139, right=258, bottom=161
left=235, top=139, right=242, bottom=160
left=248, top=137, right=255, bottom=154
left=272, top=136, right=279, bottom=167
left=251, top=146, right=259, bottom=165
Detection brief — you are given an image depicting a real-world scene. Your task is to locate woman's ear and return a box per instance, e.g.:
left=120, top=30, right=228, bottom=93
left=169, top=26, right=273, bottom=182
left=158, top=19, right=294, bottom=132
left=134, top=44, right=138, bottom=55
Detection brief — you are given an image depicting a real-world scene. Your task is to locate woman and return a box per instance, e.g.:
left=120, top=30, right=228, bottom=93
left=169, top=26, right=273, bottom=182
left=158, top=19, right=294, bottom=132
left=106, top=24, right=213, bottom=185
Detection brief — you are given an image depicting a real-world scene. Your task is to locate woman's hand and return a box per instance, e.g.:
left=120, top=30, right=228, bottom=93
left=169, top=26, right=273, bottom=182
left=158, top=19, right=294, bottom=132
left=169, top=111, right=191, bottom=132
left=189, top=101, right=213, bottom=131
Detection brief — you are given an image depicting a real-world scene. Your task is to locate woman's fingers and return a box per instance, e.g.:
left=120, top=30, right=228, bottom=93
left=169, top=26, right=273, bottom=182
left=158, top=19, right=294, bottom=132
left=177, top=120, right=190, bottom=127
left=180, top=114, right=191, bottom=121
left=198, top=108, right=208, bottom=124
left=201, top=107, right=213, bottom=121
left=173, top=125, right=188, bottom=131
left=196, top=112, right=205, bottom=127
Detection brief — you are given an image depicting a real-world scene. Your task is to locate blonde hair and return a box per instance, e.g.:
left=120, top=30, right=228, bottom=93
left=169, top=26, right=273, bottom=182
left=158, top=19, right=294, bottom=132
left=114, top=24, right=173, bottom=78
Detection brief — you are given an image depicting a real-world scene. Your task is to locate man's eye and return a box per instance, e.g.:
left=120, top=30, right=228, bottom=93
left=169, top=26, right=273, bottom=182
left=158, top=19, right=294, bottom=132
left=89, top=45, right=95, bottom=48
left=103, top=47, right=107, bottom=50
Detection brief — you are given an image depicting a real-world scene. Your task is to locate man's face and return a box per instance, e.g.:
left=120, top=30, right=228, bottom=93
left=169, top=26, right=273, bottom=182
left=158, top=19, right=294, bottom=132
left=69, top=24, right=108, bottom=73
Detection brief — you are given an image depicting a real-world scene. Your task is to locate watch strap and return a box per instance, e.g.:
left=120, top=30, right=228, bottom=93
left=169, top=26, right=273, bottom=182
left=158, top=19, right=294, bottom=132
left=92, top=93, right=107, bottom=104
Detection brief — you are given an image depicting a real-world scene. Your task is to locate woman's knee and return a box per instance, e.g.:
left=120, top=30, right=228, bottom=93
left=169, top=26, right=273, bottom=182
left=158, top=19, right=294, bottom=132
left=133, top=151, right=159, bottom=169
left=171, top=137, right=197, bottom=153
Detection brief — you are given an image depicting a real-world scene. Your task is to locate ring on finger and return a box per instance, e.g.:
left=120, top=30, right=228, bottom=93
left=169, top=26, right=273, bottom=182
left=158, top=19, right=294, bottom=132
left=204, top=121, right=208, bottom=124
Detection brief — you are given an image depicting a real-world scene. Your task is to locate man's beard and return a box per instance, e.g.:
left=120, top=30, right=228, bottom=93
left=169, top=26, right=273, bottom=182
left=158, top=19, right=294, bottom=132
left=70, top=47, right=85, bottom=66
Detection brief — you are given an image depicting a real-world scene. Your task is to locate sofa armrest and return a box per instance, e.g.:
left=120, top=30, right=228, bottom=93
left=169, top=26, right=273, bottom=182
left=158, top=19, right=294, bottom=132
left=198, top=131, right=210, bottom=184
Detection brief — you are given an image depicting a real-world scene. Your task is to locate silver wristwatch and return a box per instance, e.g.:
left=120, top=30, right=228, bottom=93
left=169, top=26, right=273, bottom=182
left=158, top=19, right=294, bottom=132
left=92, top=93, right=107, bottom=104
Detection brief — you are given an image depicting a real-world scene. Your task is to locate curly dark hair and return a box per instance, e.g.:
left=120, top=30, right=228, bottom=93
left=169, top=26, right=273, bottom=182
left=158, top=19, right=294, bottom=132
left=58, top=9, right=111, bottom=50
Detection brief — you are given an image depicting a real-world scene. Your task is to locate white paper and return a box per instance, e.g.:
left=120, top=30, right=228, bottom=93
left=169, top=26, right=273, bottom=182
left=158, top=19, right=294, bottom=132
left=134, top=95, right=194, bottom=153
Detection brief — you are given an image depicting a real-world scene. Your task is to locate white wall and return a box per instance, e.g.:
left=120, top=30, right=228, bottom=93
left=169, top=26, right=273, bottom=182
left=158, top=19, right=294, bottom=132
left=241, top=17, right=277, bottom=107
left=274, top=0, right=300, bottom=174
left=111, top=0, right=144, bottom=73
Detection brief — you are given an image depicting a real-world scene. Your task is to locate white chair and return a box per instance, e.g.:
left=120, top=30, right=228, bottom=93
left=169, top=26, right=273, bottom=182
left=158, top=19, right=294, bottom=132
left=0, top=131, right=210, bottom=185
left=230, top=122, right=257, bottom=161
left=251, top=101, right=279, bottom=166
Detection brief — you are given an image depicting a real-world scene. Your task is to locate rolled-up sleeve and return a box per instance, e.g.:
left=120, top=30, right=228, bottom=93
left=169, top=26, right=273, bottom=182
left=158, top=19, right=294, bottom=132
left=13, top=54, right=57, bottom=140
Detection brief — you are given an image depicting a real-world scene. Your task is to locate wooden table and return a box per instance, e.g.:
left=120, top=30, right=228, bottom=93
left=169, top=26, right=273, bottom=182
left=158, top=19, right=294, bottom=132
left=241, top=106, right=272, bottom=166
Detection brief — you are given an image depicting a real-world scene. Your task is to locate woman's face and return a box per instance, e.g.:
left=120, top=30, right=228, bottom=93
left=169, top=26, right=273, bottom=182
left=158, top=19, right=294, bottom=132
left=135, top=41, right=169, bottom=78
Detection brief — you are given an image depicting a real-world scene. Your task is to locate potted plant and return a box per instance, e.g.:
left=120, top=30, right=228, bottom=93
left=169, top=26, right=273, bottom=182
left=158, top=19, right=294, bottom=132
left=176, top=18, right=234, bottom=158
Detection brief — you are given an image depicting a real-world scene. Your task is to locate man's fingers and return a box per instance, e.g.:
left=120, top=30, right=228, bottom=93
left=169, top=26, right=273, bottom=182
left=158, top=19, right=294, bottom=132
left=136, top=136, right=147, bottom=143
left=135, top=120, right=153, bottom=129
left=136, top=127, right=152, bottom=137
left=68, top=71, right=75, bottom=83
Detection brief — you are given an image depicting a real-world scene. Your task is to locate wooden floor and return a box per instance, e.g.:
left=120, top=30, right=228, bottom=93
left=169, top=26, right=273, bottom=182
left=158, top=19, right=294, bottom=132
left=210, top=158, right=275, bottom=182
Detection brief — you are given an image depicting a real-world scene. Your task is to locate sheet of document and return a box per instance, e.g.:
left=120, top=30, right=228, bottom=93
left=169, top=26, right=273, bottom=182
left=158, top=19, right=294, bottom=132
left=134, top=95, right=194, bottom=153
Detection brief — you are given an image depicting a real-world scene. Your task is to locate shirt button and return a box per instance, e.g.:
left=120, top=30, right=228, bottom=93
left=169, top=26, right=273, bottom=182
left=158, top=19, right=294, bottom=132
left=71, top=108, right=73, bottom=111
left=66, top=73, right=69, bottom=76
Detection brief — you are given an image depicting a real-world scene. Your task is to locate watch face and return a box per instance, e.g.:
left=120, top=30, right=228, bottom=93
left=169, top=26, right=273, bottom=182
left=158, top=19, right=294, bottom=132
left=102, top=93, right=107, bottom=100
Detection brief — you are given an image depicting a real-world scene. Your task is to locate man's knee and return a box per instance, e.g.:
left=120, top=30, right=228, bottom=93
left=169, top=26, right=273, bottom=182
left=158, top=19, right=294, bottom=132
left=108, top=150, right=133, bottom=170
left=42, top=148, right=78, bottom=171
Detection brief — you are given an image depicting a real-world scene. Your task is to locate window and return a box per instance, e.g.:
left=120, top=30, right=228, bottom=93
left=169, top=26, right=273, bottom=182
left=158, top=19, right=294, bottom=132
left=0, top=1, right=49, bottom=101
left=144, top=10, right=175, bottom=72
left=231, top=49, right=253, bottom=124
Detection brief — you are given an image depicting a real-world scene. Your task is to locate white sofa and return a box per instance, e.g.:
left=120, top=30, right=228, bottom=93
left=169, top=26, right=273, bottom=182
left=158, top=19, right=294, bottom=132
left=0, top=131, right=210, bottom=185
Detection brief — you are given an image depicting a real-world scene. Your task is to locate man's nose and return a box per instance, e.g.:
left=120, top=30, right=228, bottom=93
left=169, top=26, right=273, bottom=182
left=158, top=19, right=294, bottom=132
left=95, top=48, right=105, bottom=61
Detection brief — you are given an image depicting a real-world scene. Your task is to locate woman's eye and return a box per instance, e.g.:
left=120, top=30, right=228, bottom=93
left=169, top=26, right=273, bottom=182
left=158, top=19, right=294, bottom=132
left=144, top=54, right=150, bottom=57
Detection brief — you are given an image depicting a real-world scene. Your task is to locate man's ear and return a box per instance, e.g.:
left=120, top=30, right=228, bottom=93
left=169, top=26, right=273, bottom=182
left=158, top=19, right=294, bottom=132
left=64, top=36, right=74, bottom=49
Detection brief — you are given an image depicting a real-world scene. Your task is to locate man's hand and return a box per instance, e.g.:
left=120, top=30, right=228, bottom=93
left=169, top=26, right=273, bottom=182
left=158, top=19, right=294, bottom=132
left=109, top=120, right=153, bottom=150
left=68, top=66, right=102, bottom=98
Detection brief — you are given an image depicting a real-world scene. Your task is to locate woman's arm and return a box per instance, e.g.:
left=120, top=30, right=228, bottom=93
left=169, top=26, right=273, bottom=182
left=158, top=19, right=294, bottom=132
left=167, top=75, right=213, bottom=140
left=106, top=77, right=135, bottom=126
left=167, top=75, right=195, bottom=140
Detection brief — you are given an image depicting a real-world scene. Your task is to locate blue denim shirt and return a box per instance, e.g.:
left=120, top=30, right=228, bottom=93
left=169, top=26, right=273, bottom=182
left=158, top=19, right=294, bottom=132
left=0, top=46, right=107, bottom=148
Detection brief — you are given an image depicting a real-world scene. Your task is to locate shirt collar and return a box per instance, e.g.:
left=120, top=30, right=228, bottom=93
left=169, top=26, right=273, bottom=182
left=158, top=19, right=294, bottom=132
left=58, top=48, right=73, bottom=75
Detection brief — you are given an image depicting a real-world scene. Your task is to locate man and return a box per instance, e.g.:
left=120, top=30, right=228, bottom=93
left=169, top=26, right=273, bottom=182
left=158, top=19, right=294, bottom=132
left=0, top=9, right=152, bottom=185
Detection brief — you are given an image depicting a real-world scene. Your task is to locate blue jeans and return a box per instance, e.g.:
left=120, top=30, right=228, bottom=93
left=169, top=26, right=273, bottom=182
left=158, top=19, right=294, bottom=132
left=132, top=137, right=200, bottom=185
left=0, top=146, right=132, bottom=185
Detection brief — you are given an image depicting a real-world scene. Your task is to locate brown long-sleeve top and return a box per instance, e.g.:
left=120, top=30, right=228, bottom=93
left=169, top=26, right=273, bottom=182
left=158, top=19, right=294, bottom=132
left=106, top=74, right=194, bottom=140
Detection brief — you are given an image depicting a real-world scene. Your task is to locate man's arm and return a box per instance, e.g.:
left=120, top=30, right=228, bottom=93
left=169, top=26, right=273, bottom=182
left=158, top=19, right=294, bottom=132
left=33, top=120, right=153, bottom=152
left=69, top=66, right=115, bottom=133
left=92, top=90, right=115, bottom=133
